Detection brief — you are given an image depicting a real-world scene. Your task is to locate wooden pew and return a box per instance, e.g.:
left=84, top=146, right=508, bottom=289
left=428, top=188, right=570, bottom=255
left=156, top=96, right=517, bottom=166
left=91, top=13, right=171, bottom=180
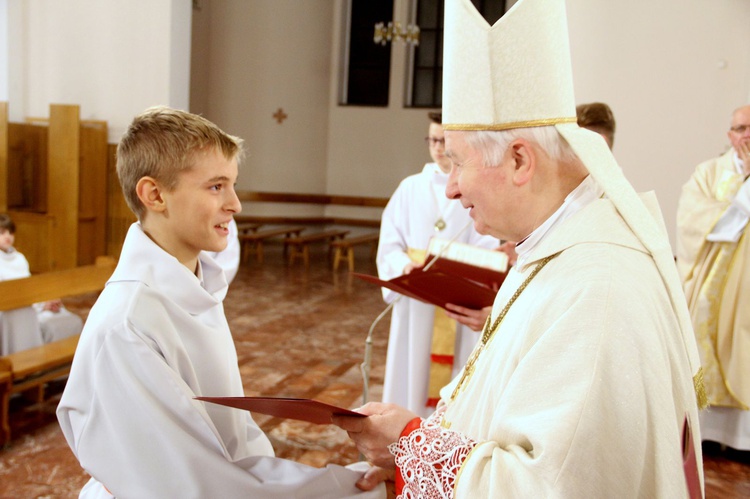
left=239, top=226, right=306, bottom=263
left=330, top=232, right=380, bottom=271
left=286, top=230, right=350, bottom=267
left=0, top=256, right=116, bottom=446
left=236, top=222, right=263, bottom=235
left=234, top=191, right=387, bottom=230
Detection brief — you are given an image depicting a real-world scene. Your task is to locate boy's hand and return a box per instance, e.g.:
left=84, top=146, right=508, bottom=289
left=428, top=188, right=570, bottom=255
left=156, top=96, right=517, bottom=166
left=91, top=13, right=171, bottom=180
left=43, top=299, right=63, bottom=313
left=355, top=466, right=395, bottom=496
left=403, top=262, right=422, bottom=275
left=445, top=303, right=491, bottom=331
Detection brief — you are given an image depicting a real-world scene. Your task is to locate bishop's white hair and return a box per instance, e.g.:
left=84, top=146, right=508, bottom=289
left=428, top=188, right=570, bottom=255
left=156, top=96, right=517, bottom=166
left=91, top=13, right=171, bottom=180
left=463, top=126, right=579, bottom=167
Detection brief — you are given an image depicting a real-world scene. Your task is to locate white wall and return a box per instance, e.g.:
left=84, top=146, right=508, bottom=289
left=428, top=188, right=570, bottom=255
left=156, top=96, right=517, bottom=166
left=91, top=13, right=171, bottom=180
left=0, top=0, right=7, bottom=101
left=191, top=0, right=338, bottom=218
left=567, top=0, right=750, bottom=245
left=7, top=0, right=191, bottom=142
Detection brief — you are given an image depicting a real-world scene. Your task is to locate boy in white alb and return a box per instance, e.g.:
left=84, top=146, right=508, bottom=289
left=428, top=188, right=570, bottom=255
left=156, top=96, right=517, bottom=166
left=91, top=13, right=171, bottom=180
left=0, top=214, right=83, bottom=355
left=57, top=107, right=385, bottom=498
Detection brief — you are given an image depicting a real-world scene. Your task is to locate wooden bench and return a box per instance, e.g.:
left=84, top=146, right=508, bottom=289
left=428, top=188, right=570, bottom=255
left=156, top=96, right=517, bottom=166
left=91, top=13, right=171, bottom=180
left=0, top=334, right=80, bottom=445
left=239, top=226, right=305, bottom=263
left=286, top=230, right=350, bottom=267
left=0, top=256, right=116, bottom=447
left=235, top=191, right=387, bottom=230
left=331, top=232, right=380, bottom=271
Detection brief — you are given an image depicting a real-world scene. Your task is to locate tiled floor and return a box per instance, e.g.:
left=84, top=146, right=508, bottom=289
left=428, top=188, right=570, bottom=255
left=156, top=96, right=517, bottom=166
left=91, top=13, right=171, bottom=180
left=1, top=243, right=749, bottom=497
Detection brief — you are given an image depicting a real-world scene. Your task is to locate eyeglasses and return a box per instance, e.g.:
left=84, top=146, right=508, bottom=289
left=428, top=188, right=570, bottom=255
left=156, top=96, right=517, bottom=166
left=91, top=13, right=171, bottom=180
left=425, top=137, right=445, bottom=146
left=730, top=124, right=750, bottom=134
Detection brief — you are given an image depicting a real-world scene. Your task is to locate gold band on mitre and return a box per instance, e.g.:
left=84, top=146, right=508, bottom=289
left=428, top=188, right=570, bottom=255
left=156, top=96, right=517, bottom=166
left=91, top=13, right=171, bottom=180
left=443, top=117, right=577, bottom=131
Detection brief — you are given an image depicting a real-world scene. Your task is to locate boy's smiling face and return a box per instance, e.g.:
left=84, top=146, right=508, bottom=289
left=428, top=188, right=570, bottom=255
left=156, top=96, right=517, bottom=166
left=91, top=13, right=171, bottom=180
left=141, top=146, right=242, bottom=271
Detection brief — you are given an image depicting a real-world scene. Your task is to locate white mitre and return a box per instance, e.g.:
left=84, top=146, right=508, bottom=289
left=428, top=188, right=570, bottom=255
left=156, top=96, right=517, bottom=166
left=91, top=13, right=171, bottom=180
left=442, top=0, right=705, bottom=407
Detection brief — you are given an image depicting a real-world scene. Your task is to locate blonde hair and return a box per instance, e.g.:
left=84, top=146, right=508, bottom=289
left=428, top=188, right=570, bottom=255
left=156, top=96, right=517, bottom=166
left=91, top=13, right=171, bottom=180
left=116, top=106, right=244, bottom=219
left=463, top=126, right=579, bottom=167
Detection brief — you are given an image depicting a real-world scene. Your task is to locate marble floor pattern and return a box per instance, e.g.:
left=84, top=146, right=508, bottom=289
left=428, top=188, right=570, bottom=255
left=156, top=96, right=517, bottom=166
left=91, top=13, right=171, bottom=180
left=1, top=243, right=749, bottom=498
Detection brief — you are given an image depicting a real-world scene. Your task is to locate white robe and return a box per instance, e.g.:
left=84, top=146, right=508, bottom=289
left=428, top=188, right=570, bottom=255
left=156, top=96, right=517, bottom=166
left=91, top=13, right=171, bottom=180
left=377, top=163, right=498, bottom=416
left=0, top=247, right=81, bottom=354
left=441, top=195, right=701, bottom=497
left=57, top=223, right=384, bottom=499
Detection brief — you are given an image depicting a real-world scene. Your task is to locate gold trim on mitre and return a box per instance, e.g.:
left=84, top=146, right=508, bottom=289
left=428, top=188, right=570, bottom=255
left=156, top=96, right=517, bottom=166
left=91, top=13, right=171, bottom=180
left=443, top=117, right=577, bottom=131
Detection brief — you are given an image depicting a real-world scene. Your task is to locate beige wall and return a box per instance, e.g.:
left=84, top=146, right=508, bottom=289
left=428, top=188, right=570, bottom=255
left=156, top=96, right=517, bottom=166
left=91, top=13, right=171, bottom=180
left=191, top=0, right=750, bottom=244
left=6, top=0, right=750, bottom=245
left=190, top=0, right=430, bottom=221
left=568, top=0, right=750, bottom=246
left=324, top=0, right=437, bottom=204
left=191, top=0, right=334, bottom=195
left=6, top=0, right=191, bottom=143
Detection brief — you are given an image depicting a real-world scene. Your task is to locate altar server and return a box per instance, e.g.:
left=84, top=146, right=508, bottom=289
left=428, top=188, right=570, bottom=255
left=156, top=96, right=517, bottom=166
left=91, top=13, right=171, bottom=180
left=378, top=111, right=498, bottom=417
left=57, top=106, right=385, bottom=498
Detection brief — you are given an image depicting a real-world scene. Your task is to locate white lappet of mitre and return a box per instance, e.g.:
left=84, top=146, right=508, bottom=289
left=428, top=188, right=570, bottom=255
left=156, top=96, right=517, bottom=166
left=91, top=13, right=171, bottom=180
left=442, top=0, right=705, bottom=406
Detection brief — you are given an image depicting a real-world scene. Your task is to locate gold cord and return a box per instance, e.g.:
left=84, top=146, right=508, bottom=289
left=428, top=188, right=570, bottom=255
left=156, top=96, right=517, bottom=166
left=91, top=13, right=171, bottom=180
left=451, top=253, right=557, bottom=400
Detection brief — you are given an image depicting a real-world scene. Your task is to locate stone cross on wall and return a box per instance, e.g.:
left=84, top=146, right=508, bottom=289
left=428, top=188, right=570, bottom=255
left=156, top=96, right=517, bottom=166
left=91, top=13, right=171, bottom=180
left=273, top=108, right=288, bottom=124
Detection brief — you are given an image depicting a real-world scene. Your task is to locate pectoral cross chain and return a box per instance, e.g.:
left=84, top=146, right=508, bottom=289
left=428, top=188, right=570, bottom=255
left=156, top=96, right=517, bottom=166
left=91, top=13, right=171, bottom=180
left=449, top=254, right=556, bottom=401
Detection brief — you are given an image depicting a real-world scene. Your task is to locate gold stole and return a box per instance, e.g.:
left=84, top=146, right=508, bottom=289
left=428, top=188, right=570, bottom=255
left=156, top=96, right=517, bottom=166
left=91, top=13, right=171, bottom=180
left=689, top=236, right=750, bottom=409
left=686, top=173, right=750, bottom=409
left=407, top=248, right=457, bottom=408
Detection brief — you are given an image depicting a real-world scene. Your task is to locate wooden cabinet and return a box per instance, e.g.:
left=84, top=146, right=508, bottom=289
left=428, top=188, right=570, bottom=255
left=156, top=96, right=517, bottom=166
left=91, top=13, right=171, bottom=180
left=1, top=103, right=111, bottom=272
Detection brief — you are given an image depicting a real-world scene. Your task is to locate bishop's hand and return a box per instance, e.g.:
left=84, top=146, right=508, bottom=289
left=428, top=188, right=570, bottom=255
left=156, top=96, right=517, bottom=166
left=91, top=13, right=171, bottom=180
left=332, top=402, right=419, bottom=469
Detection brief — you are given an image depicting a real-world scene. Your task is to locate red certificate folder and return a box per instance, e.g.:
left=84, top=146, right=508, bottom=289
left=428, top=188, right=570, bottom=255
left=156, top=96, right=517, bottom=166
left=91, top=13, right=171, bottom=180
left=354, top=241, right=508, bottom=310
left=195, top=396, right=366, bottom=425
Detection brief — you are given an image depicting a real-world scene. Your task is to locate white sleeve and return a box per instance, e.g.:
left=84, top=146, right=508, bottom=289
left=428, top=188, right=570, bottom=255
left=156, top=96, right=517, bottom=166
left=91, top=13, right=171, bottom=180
left=707, top=180, right=750, bottom=243
left=57, top=325, right=384, bottom=499
left=377, top=187, right=412, bottom=303
left=732, top=178, right=750, bottom=215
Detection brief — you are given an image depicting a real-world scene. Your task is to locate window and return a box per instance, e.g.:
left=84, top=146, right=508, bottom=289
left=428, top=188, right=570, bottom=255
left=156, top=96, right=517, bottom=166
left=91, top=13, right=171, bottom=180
left=339, top=0, right=508, bottom=108
left=340, top=0, right=394, bottom=107
left=408, top=0, right=508, bottom=108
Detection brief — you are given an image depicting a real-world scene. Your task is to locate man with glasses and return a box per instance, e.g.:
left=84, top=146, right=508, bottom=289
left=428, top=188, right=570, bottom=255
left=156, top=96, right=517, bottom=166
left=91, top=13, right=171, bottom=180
left=376, top=111, right=498, bottom=417
left=677, top=103, right=750, bottom=453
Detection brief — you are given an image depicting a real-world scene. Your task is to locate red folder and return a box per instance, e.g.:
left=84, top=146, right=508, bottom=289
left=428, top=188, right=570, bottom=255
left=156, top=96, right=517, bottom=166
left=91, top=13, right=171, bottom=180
left=195, top=396, right=366, bottom=425
left=354, top=254, right=507, bottom=310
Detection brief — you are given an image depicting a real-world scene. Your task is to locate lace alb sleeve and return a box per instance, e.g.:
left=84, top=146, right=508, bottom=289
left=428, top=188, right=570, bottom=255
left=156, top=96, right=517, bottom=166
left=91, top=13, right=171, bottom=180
left=388, top=407, right=477, bottom=498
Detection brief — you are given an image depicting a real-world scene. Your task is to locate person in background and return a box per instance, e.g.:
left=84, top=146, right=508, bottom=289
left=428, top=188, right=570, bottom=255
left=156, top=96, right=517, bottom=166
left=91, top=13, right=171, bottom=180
left=677, top=103, right=750, bottom=452
left=0, top=213, right=83, bottom=355
left=57, top=106, right=386, bottom=498
left=576, top=101, right=616, bottom=150
left=334, top=0, right=704, bottom=496
left=377, top=111, right=499, bottom=417
left=499, top=101, right=619, bottom=267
